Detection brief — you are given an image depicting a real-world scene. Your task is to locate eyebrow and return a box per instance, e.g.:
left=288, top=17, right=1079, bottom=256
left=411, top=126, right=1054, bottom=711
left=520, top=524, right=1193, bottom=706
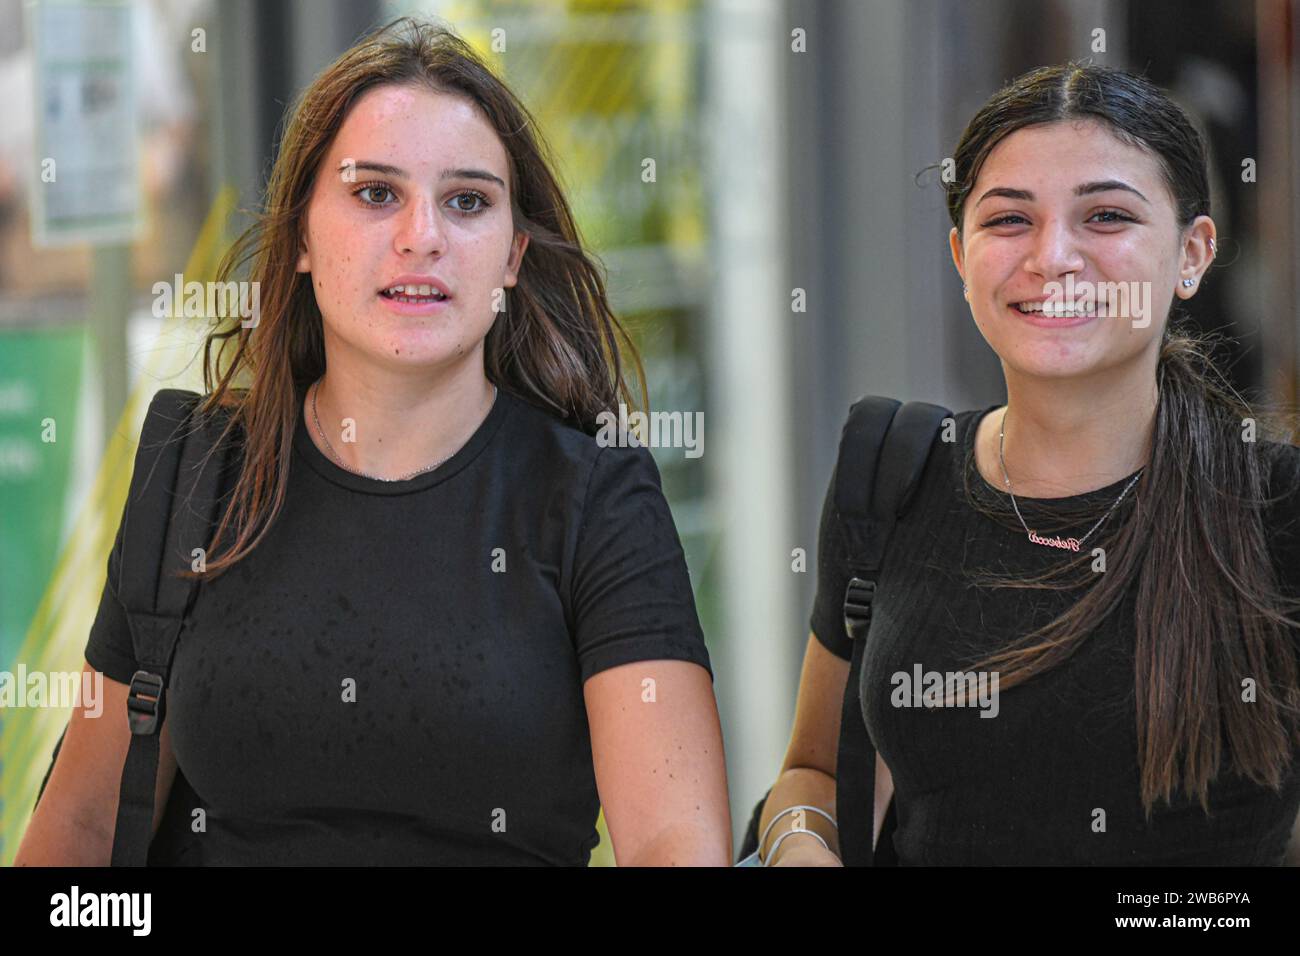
left=975, top=180, right=1150, bottom=206
left=339, top=161, right=506, bottom=189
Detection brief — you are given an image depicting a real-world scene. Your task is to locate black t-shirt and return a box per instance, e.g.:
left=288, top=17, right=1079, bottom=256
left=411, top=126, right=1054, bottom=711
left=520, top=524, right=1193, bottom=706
left=811, top=403, right=1300, bottom=865
left=85, top=386, right=712, bottom=865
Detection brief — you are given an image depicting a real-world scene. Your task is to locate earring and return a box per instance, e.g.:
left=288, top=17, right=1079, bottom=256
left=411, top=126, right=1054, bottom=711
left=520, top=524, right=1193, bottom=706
left=1208, top=238, right=1216, bottom=256
left=962, top=284, right=968, bottom=296
left=1181, top=278, right=1195, bottom=288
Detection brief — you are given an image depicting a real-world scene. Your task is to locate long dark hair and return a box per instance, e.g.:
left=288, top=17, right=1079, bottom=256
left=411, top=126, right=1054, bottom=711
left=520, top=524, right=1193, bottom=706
left=945, top=63, right=1300, bottom=817
left=183, top=16, right=644, bottom=579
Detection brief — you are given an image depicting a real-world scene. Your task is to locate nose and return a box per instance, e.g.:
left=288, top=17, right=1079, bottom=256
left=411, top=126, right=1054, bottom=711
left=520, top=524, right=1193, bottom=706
left=393, top=193, right=447, bottom=258
left=1022, top=217, right=1084, bottom=282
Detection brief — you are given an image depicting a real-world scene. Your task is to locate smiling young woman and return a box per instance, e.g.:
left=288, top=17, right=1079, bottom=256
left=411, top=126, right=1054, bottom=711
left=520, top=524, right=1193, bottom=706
left=761, top=63, right=1300, bottom=866
left=17, top=17, right=729, bottom=867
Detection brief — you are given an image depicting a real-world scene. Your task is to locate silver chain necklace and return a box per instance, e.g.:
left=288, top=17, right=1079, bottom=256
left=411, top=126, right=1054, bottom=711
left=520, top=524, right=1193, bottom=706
left=997, top=408, right=1142, bottom=552
left=310, top=378, right=497, bottom=482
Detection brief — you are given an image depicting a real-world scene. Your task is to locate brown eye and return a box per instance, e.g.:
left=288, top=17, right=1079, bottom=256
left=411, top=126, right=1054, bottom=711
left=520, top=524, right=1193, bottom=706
left=354, top=184, right=395, bottom=206
left=449, top=190, right=490, bottom=214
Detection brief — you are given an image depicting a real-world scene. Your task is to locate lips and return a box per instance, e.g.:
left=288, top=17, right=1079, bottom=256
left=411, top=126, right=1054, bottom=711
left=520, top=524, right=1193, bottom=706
left=380, top=284, right=448, bottom=303
left=375, top=276, right=454, bottom=317
left=1007, top=300, right=1098, bottom=328
left=378, top=275, right=453, bottom=302
left=1011, top=298, right=1101, bottom=318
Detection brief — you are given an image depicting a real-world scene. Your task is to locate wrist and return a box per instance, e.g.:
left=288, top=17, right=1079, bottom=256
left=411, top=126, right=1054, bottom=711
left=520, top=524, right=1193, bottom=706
left=764, top=826, right=831, bottom=866
left=758, top=802, right=838, bottom=863
left=775, top=834, right=841, bottom=865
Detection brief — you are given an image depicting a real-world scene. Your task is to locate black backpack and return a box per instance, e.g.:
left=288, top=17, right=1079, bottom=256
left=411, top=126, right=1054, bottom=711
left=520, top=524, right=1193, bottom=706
left=35, top=388, right=236, bottom=865
left=738, top=396, right=951, bottom=866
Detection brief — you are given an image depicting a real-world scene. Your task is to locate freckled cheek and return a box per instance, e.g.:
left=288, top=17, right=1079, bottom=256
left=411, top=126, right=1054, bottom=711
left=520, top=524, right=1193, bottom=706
left=458, top=232, right=511, bottom=286
left=443, top=239, right=511, bottom=313
left=309, top=223, right=373, bottom=310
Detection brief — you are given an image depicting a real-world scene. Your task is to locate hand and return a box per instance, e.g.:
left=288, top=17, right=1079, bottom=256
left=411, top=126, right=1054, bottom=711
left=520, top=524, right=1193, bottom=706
left=769, top=835, right=844, bottom=867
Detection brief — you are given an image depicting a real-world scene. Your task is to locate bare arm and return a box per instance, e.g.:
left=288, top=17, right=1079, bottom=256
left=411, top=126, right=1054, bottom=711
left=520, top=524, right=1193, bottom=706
left=14, top=661, right=178, bottom=866
left=758, top=632, right=893, bottom=866
left=584, top=659, right=731, bottom=866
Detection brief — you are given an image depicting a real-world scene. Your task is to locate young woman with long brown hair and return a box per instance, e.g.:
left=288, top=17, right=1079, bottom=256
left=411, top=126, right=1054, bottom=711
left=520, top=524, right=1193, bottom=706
left=19, top=17, right=729, bottom=866
left=759, top=63, right=1300, bottom=866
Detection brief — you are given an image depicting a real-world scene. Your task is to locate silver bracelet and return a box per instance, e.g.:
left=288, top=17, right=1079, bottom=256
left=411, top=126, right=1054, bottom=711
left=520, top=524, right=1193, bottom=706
left=763, top=827, right=830, bottom=866
left=757, top=804, right=837, bottom=863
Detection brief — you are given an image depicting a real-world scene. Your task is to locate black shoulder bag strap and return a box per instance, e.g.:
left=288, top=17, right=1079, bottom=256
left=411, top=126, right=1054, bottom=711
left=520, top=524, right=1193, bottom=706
left=109, top=388, right=235, bottom=866
left=833, top=397, right=951, bottom=866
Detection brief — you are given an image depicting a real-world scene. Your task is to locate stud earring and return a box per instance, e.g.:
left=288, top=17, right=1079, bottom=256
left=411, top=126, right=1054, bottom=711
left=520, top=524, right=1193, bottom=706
left=1181, top=278, right=1195, bottom=288
left=962, top=284, right=968, bottom=295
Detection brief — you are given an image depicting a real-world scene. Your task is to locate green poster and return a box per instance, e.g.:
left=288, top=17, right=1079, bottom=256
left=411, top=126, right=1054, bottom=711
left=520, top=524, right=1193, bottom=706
left=0, top=326, right=85, bottom=666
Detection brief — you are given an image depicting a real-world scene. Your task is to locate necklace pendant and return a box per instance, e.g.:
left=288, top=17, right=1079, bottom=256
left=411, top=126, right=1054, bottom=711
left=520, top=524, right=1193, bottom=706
left=1026, top=530, right=1082, bottom=552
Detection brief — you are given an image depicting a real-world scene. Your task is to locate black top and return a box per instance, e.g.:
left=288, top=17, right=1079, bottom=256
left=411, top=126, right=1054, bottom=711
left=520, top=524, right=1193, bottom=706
left=85, top=386, right=711, bottom=865
left=811, top=403, right=1300, bottom=865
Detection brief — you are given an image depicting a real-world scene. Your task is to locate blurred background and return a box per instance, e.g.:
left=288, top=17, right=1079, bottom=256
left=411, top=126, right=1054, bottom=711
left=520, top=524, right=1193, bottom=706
left=1, top=0, right=1297, bottom=865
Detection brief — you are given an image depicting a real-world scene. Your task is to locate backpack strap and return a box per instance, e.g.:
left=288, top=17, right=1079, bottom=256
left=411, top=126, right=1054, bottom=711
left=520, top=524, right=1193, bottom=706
left=833, top=397, right=951, bottom=866
left=110, top=388, right=235, bottom=866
